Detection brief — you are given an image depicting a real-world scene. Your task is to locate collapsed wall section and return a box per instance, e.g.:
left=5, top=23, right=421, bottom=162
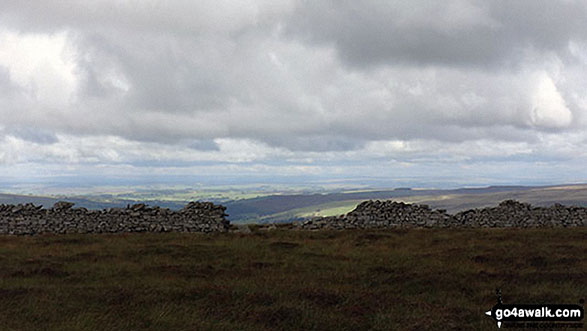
left=0, top=201, right=229, bottom=235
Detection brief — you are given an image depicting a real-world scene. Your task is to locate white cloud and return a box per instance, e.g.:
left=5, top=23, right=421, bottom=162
left=0, top=31, right=77, bottom=107
left=530, top=71, right=573, bottom=128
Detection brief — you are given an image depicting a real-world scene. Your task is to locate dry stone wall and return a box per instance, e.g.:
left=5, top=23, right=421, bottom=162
left=0, top=201, right=229, bottom=235
left=453, top=200, right=587, bottom=228
left=3, top=199, right=586, bottom=234
left=299, top=201, right=452, bottom=230
left=297, top=200, right=587, bottom=230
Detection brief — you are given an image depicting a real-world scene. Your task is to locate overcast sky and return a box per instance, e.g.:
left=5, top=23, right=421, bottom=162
left=1, top=0, right=587, bottom=189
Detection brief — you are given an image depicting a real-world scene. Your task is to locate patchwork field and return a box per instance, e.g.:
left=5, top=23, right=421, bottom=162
left=0, top=227, right=585, bottom=330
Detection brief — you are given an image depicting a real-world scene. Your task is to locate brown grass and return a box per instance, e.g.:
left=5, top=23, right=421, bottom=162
left=0, top=228, right=585, bottom=330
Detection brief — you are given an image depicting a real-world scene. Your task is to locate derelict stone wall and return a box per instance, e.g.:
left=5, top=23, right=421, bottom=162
left=297, top=200, right=587, bottom=229
left=0, top=201, right=229, bottom=235
left=2, top=199, right=586, bottom=234
left=453, top=200, right=587, bottom=228
left=298, top=200, right=452, bottom=230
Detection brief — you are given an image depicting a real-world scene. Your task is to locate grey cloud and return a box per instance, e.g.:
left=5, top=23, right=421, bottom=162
left=0, top=1, right=266, bottom=36
left=78, top=34, right=234, bottom=112
left=268, top=135, right=366, bottom=152
left=0, top=0, right=585, bottom=158
left=0, top=66, right=19, bottom=97
left=187, top=140, right=220, bottom=151
left=285, top=0, right=587, bottom=69
left=2, top=127, right=58, bottom=144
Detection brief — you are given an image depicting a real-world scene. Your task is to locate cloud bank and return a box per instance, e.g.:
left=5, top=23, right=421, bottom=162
left=1, top=0, right=586, bottom=186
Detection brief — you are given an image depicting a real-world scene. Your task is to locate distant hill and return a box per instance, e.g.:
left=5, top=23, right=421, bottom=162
left=0, top=193, right=59, bottom=207
left=0, top=193, right=195, bottom=210
left=223, top=184, right=587, bottom=223
left=391, top=184, right=587, bottom=214
left=0, top=193, right=120, bottom=210
left=4, top=184, right=587, bottom=224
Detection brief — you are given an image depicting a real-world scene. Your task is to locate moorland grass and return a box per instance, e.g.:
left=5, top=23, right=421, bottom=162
left=0, top=227, right=585, bottom=330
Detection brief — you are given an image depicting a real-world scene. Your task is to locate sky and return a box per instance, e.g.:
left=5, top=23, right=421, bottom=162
left=1, top=0, right=587, bottom=189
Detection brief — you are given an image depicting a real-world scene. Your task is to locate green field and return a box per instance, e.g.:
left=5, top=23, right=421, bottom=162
left=78, top=189, right=272, bottom=205
left=1, top=227, right=585, bottom=330
left=250, top=200, right=363, bottom=223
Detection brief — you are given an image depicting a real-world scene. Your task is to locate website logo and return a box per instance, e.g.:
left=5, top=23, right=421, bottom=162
left=485, top=289, right=584, bottom=329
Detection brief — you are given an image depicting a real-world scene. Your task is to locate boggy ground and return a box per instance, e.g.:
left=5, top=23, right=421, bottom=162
left=0, top=226, right=585, bottom=330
